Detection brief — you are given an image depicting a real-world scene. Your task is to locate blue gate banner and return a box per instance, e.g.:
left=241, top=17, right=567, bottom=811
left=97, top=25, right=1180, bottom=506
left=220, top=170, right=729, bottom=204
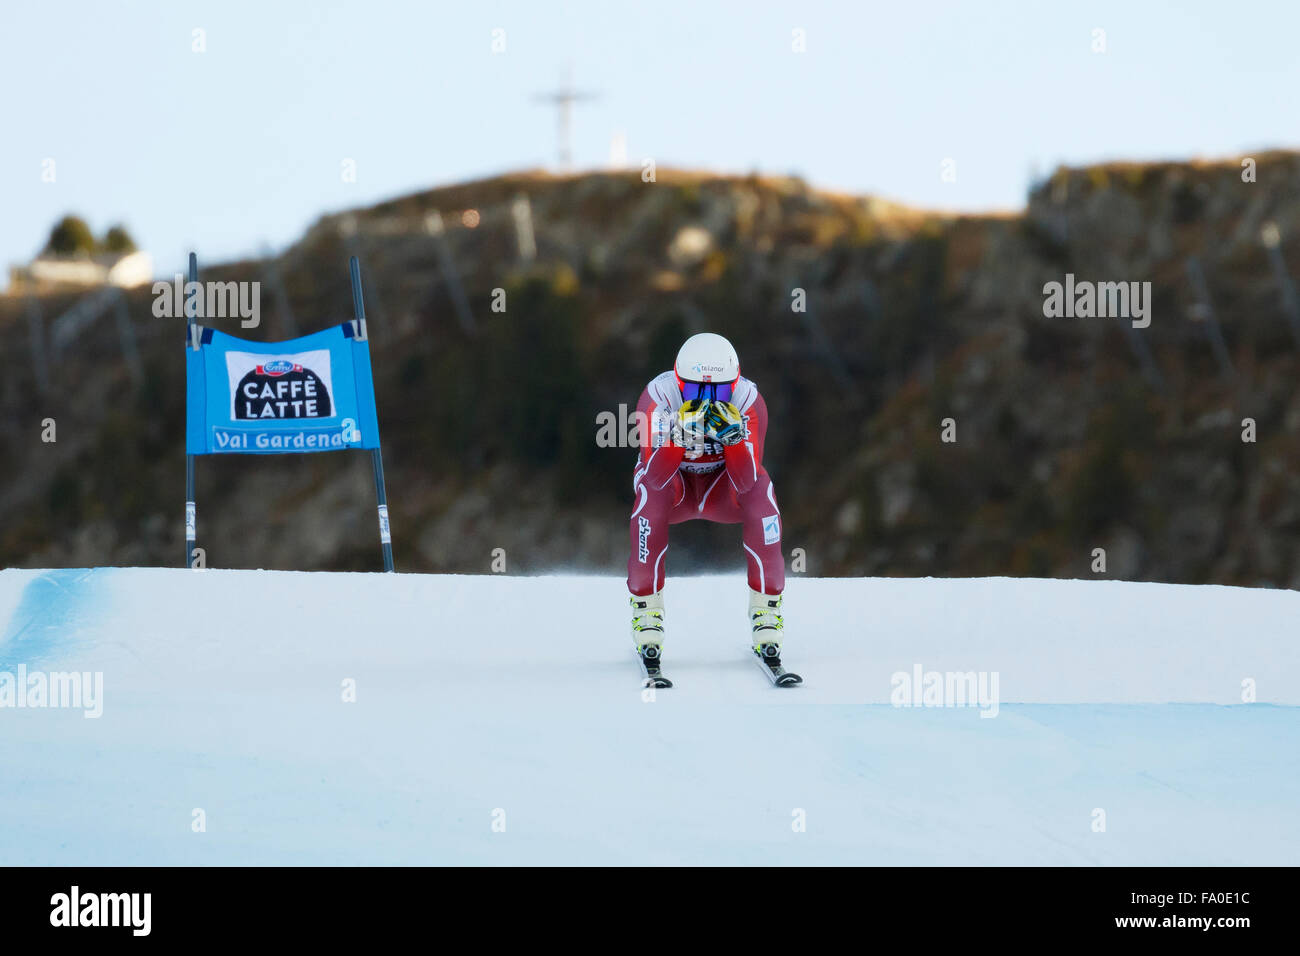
left=186, top=323, right=381, bottom=455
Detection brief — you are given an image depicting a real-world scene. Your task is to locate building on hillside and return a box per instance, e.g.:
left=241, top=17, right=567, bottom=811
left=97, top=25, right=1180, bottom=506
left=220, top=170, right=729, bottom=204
left=8, top=250, right=154, bottom=294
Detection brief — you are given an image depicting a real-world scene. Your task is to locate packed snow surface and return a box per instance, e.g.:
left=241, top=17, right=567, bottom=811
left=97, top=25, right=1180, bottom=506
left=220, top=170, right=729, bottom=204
left=1, top=568, right=1296, bottom=864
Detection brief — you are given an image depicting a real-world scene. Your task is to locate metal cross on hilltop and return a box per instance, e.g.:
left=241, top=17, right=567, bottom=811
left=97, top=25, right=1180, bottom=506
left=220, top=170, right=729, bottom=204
left=533, top=68, right=599, bottom=170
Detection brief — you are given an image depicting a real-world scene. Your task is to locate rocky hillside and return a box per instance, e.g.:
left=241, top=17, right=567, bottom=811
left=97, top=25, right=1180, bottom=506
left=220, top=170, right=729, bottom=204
left=3, top=154, right=1300, bottom=586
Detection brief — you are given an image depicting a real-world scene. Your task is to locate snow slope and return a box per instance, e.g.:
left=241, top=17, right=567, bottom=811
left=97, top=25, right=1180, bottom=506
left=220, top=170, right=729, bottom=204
left=1, top=568, right=1297, bottom=865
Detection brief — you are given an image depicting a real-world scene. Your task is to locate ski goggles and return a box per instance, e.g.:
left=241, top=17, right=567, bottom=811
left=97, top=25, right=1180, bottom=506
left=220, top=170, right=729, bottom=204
left=678, top=380, right=735, bottom=403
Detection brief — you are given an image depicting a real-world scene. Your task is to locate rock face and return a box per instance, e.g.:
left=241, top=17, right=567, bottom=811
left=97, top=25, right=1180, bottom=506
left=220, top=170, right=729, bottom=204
left=2, top=157, right=1300, bottom=585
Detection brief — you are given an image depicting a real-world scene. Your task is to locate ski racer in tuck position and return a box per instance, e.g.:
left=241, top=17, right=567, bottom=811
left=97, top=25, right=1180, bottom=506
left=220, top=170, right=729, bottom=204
left=626, top=332, right=798, bottom=686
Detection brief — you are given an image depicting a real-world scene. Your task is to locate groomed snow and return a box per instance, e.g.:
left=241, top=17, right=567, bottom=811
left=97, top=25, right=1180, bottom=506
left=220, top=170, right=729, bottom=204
left=0, top=568, right=1296, bottom=864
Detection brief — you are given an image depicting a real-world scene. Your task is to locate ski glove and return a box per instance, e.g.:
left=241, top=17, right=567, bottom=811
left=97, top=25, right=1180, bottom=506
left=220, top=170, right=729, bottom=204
left=704, top=400, right=745, bottom=446
left=673, top=400, right=712, bottom=458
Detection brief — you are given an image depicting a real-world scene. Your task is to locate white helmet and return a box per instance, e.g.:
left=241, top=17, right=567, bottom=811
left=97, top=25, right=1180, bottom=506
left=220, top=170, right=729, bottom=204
left=674, top=332, right=740, bottom=385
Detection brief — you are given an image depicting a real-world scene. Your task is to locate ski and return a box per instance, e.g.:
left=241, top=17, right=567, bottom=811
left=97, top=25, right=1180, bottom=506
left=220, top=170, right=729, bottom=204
left=752, top=648, right=802, bottom=687
left=635, top=647, right=673, bottom=688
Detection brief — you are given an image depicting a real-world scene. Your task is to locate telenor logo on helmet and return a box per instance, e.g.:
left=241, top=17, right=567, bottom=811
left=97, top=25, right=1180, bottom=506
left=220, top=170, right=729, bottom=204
left=691, top=362, right=727, bottom=381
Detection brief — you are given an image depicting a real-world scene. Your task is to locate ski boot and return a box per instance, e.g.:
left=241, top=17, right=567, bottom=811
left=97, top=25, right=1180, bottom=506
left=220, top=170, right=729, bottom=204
left=750, top=589, right=800, bottom=685
left=749, top=588, right=784, bottom=664
left=631, top=591, right=671, bottom=687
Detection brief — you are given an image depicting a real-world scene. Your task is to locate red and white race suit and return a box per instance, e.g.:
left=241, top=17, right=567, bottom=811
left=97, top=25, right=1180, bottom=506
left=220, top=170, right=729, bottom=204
left=626, top=371, right=785, bottom=596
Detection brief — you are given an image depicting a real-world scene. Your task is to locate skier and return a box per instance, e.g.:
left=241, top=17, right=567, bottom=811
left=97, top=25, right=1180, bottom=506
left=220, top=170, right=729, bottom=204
left=627, top=332, right=797, bottom=685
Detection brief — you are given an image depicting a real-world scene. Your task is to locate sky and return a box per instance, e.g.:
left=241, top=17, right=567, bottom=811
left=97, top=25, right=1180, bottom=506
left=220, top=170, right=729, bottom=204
left=2, top=0, right=1298, bottom=287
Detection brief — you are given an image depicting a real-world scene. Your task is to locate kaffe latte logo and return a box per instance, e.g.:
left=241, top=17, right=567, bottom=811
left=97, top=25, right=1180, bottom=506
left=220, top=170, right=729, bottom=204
left=227, top=350, right=333, bottom=420
left=212, top=348, right=359, bottom=451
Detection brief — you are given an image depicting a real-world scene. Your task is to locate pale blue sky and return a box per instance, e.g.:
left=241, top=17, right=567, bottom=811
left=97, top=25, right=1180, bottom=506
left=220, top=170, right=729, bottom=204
left=2, top=0, right=1297, bottom=287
